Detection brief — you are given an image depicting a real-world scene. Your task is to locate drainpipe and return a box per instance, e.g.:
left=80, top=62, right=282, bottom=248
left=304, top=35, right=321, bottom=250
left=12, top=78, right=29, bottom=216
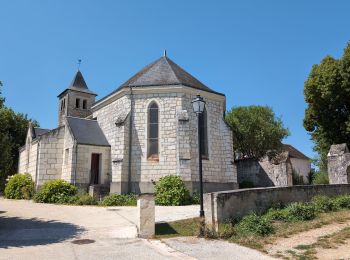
left=73, top=141, right=78, bottom=186
left=128, top=86, right=133, bottom=194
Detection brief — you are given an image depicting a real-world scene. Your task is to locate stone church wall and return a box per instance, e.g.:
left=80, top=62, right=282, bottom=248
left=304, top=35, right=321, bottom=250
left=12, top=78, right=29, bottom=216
left=61, top=127, right=75, bottom=183
left=27, top=142, right=39, bottom=182
left=92, top=87, right=237, bottom=194
left=92, top=95, right=130, bottom=193
left=18, top=148, right=27, bottom=173
left=75, top=145, right=111, bottom=187
left=36, top=127, right=65, bottom=186
left=130, top=93, right=181, bottom=193
left=182, top=92, right=237, bottom=192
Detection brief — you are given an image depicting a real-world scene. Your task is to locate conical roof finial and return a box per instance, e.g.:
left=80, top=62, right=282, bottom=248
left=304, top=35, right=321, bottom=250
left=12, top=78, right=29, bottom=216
left=163, top=49, right=167, bottom=57
left=77, top=59, right=82, bottom=70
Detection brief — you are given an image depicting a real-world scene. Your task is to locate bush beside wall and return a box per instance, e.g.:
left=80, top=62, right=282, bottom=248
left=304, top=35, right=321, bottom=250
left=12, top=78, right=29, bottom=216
left=4, top=173, right=35, bottom=200
left=154, top=175, right=191, bottom=206
left=33, top=179, right=77, bottom=204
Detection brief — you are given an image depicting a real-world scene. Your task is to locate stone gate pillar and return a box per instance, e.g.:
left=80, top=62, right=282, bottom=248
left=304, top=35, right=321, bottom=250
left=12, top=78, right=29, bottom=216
left=328, top=144, right=350, bottom=184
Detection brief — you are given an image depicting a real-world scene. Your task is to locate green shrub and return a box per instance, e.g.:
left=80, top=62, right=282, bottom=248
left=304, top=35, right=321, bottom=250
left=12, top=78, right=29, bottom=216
left=312, top=171, right=329, bottom=184
left=333, top=195, right=350, bottom=209
left=218, top=222, right=236, bottom=238
left=235, top=213, right=274, bottom=236
left=239, top=180, right=255, bottom=189
left=311, top=195, right=338, bottom=213
left=285, top=202, right=316, bottom=221
left=74, top=193, right=98, bottom=205
left=154, top=175, right=191, bottom=206
left=100, top=193, right=137, bottom=206
left=264, top=208, right=289, bottom=221
left=4, top=173, right=35, bottom=200
left=33, top=179, right=77, bottom=204
left=191, top=192, right=200, bottom=204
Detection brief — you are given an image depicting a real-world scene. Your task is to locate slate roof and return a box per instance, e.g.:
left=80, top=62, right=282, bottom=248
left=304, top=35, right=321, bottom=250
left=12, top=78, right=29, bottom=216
left=95, top=55, right=224, bottom=105
left=66, top=117, right=110, bottom=147
left=58, top=70, right=97, bottom=97
left=283, top=144, right=310, bottom=160
left=33, top=128, right=51, bottom=138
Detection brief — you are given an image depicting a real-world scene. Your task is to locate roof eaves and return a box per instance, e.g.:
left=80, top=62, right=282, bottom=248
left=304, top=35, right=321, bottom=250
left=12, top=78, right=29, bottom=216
left=76, top=142, right=111, bottom=147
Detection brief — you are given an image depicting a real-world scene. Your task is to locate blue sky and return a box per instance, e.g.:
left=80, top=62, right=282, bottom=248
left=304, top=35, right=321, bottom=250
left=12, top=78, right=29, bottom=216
left=1, top=0, right=350, bottom=159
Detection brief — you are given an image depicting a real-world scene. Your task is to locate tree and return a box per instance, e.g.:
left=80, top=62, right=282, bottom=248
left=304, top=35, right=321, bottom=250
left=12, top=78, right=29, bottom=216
left=0, top=81, right=4, bottom=108
left=225, top=105, right=290, bottom=160
left=0, top=85, right=39, bottom=190
left=304, top=42, right=350, bottom=171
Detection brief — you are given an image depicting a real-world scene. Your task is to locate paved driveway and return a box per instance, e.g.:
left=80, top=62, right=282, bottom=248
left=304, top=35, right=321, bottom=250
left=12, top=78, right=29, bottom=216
left=0, top=198, right=272, bottom=260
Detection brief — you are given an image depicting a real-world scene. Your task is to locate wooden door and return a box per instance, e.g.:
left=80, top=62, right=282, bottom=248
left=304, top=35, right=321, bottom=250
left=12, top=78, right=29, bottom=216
left=90, top=154, right=100, bottom=185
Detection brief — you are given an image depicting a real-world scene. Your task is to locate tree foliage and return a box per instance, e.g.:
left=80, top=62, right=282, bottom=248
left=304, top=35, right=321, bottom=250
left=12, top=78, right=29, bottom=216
left=0, top=85, right=38, bottom=190
left=304, top=42, right=350, bottom=170
left=0, top=81, right=4, bottom=108
left=225, top=106, right=289, bottom=160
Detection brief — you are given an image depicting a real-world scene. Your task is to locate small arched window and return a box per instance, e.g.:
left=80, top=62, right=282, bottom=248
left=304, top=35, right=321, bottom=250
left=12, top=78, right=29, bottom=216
left=147, top=101, right=159, bottom=161
left=199, top=108, right=208, bottom=159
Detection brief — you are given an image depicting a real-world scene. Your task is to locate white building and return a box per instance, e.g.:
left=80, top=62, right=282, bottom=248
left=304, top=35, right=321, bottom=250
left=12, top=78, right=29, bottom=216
left=19, top=54, right=237, bottom=194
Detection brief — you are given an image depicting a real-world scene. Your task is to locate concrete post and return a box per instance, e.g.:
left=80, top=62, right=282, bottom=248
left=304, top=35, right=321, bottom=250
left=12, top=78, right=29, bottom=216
left=137, top=193, right=155, bottom=238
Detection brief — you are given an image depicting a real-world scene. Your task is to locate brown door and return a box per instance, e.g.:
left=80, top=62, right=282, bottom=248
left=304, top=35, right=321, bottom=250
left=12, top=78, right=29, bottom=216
left=90, top=154, right=100, bottom=185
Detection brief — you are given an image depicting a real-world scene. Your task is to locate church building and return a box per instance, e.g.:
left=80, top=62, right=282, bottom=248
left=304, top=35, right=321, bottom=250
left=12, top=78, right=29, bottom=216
left=18, top=54, right=237, bottom=194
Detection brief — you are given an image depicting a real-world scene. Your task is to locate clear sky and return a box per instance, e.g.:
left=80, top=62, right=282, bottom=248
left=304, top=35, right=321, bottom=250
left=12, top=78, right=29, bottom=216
left=1, top=0, right=350, bottom=159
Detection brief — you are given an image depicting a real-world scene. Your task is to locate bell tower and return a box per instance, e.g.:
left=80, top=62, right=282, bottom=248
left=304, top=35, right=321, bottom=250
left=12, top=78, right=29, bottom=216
left=57, top=70, right=97, bottom=126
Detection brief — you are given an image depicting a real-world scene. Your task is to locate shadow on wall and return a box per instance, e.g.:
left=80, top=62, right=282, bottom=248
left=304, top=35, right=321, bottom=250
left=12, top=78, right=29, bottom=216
left=0, top=213, right=85, bottom=248
left=236, top=159, right=275, bottom=188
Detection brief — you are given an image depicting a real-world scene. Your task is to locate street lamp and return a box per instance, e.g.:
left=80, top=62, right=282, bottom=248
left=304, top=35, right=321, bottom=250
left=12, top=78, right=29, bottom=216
left=191, top=95, right=206, bottom=218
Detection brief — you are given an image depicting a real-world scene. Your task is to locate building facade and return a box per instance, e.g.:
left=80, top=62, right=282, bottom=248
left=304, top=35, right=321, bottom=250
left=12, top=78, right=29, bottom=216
left=18, top=55, right=237, bottom=194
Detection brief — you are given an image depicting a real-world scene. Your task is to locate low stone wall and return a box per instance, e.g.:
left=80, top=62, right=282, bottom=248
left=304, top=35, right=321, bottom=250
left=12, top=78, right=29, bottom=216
left=204, top=184, right=350, bottom=231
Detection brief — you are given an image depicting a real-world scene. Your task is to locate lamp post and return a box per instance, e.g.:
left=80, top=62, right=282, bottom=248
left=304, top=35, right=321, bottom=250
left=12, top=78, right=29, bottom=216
left=191, top=95, right=206, bottom=218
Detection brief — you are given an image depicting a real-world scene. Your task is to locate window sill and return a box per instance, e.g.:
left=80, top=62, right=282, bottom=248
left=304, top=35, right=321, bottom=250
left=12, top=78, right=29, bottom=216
left=147, top=158, right=159, bottom=163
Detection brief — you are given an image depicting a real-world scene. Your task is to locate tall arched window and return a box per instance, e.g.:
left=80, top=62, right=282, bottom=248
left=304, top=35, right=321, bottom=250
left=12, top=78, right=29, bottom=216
left=147, top=101, right=159, bottom=161
left=199, top=107, right=208, bottom=159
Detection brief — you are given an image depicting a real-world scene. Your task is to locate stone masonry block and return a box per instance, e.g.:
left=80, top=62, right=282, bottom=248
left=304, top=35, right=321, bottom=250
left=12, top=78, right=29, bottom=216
left=137, top=194, right=155, bottom=238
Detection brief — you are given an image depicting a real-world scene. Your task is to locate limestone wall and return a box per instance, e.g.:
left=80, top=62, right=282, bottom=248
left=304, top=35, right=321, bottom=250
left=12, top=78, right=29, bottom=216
left=205, top=184, right=350, bottom=231
left=18, top=148, right=27, bottom=173
left=182, top=93, right=236, bottom=192
left=131, top=93, right=181, bottom=184
left=290, top=158, right=311, bottom=184
left=93, top=86, right=237, bottom=194
left=75, top=144, right=111, bottom=186
left=236, top=157, right=293, bottom=187
left=61, top=127, right=75, bottom=183
left=36, top=127, right=65, bottom=185
left=27, top=142, right=39, bottom=182
left=92, top=95, right=130, bottom=193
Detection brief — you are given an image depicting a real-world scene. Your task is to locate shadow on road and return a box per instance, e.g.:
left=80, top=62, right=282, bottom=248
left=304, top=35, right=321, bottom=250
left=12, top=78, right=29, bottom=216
left=0, top=214, right=85, bottom=248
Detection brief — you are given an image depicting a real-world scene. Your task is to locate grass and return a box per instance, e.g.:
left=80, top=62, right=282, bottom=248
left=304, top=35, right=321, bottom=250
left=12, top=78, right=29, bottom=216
left=229, top=209, right=350, bottom=251
left=155, top=218, right=200, bottom=238
left=153, top=209, right=350, bottom=254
